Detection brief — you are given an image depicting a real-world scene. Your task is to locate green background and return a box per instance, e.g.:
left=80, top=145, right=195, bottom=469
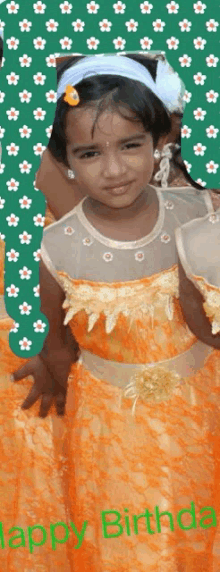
left=0, top=0, right=219, bottom=356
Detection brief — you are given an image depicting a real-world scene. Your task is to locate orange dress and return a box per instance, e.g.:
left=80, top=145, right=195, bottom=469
left=0, top=186, right=220, bottom=571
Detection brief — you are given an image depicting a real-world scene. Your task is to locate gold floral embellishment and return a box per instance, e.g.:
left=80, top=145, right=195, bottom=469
left=58, top=266, right=179, bottom=333
left=124, top=366, right=181, bottom=415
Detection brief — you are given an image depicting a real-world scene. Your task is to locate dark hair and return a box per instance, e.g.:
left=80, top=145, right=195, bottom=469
left=49, top=55, right=171, bottom=158
left=0, top=36, right=3, bottom=64
left=48, top=54, right=206, bottom=192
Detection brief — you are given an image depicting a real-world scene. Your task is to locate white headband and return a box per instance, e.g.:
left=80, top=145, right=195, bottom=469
left=57, top=54, right=185, bottom=113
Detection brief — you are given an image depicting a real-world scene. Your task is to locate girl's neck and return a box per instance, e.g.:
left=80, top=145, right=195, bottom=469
left=84, top=187, right=152, bottom=223
left=82, top=186, right=160, bottom=242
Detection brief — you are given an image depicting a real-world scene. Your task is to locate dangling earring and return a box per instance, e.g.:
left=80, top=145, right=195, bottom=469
left=154, top=149, right=161, bottom=161
left=68, top=169, right=75, bottom=179
left=153, top=143, right=173, bottom=188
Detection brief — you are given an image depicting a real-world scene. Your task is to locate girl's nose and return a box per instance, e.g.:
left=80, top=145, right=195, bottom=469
left=102, top=152, right=127, bottom=178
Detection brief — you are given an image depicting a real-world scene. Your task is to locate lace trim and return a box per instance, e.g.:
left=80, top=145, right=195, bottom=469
left=58, top=265, right=179, bottom=334
left=192, top=275, right=220, bottom=335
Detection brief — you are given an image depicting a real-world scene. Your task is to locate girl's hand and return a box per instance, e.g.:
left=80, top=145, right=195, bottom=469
left=12, top=351, right=71, bottom=418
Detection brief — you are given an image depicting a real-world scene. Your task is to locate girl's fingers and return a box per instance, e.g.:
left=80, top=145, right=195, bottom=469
left=39, top=393, right=54, bottom=418
left=12, top=362, right=33, bottom=382
left=21, top=383, right=41, bottom=410
left=55, top=391, right=66, bottom=416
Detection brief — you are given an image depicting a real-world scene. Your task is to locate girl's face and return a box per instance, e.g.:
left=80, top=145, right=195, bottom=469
left=65, top=105, right=165, bottom=209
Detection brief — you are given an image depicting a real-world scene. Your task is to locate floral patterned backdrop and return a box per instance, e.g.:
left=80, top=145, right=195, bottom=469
left=0, top=0, right=219, bottom=356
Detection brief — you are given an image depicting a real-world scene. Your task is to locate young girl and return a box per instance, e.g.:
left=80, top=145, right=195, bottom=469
left=10, top=53, right=220, bottom=571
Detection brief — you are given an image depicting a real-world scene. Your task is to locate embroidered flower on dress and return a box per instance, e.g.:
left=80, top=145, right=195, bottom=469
left=160, top=233, right=171, bottom=243
left=209, top=213, right=219, bottom=224
left=164, top=200, right=174, bottom=210
left=135, top=251, right=145, bottom=262
left=64, top=226, right=75, bottom=235
left=82, top=236, right=94, bottom=246
left=103, top=252, right=113, bottom=262
left=124, top=366, right=181, bottom=414
left=97, top=287, right=115, bottom=302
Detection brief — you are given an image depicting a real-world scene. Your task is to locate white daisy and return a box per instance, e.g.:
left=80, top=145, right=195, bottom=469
left=193, top=72, right=206, bottom=85
left=46, top=19, right=59, bottom=32
left=113, top=36, right=126, bottom=50
left=33, top=108, right=46, bottom=120
left=6, top=72, right=19, bottom=85
left=140, top=2, right=153, bottom=14
left=6, top=284, right=19, bottom=297
left=193, top=1, right=206, bottom=14
left=60, top=1, right=72, bottom=14
left=33, top=214, right=45, bottom=226
left=166, top=1, right=179, bottom=13
left=193, top=143, right=206, bottom=156
left=19, top=54, right=32, bottom=67
left=6, top=36, right=19, bottom=50
left=87, top=37, right=100, bottom=50
left=72, top=19, right=85, bottom=32
left=6, top=249, right=19, bottom=262
left=179, top=19, right=191, bottom=32
left=19, top=90, right=32, bottom=103
left=193, top=107, right=206, bottom=120
left=99, top=19, right=112, bottom=32
left=19, top=266, right=32, bottom=280
left=19, top=19, right=32, bottom=32
left=19, top=302, right=32, bottom=315
left=87, top=1, right=100, bottom=13
left=206, top=161, right=219, bottom=174
left=19, top=196, right=32, bottom=209
left=19, top=231, right=32, bottom=245
left=19, top=125, right=32, bottom=138
left=6, top=213, right=19, bottom=226
left=33, top=37, right=46, bottom=50
left=206, top=90, right=219, bottom=103
left=6, top=107, right=19, bottom=120
left=7, top=178, right=19, bottom=191
left=59, top=37, right=73, bottom=50
left=125, top=19, right=138, bottom=32
left=140, top=37, right=153, bottom=50
left=206, top=125, right=219, bottom=138
left=19, top=161, right=32, bottom=174
left=33, top=1, right=46, bottom=14
left=19, top=337, right=32, bottom=351
left=152, top=19, right=165, bottom=32
left=33, top=319, right=47, bottom=333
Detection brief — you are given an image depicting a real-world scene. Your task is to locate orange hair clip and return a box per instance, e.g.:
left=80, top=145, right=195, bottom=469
left=63, top=85, right=80, bottom=106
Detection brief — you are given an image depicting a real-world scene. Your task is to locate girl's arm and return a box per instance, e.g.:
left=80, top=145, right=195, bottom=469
left=35, top=148, right=84, bottom=219
left=13, top=260, right=79, bottom=417
left=178, top=260, right=220, bottom=349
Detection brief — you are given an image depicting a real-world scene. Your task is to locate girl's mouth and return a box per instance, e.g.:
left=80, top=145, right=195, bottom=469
left=107, top=181, right=134, bottom=196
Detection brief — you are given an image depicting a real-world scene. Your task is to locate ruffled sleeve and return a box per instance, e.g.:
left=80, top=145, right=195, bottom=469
left=175, top=208, right=220, bottom=334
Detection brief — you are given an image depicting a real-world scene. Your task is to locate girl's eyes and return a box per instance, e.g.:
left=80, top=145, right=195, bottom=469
left=80, top=143, right=142, bottom=160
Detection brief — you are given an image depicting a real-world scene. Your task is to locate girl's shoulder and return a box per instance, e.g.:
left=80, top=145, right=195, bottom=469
left=41, top=206, right=81, bottom=274
left=176, top=205, right=220, bottom=288
left=43, top=206, right=80, bottom=241
left=160, top=184, right=213, bottom=218
left=150, top=184, right=214, bottom=228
